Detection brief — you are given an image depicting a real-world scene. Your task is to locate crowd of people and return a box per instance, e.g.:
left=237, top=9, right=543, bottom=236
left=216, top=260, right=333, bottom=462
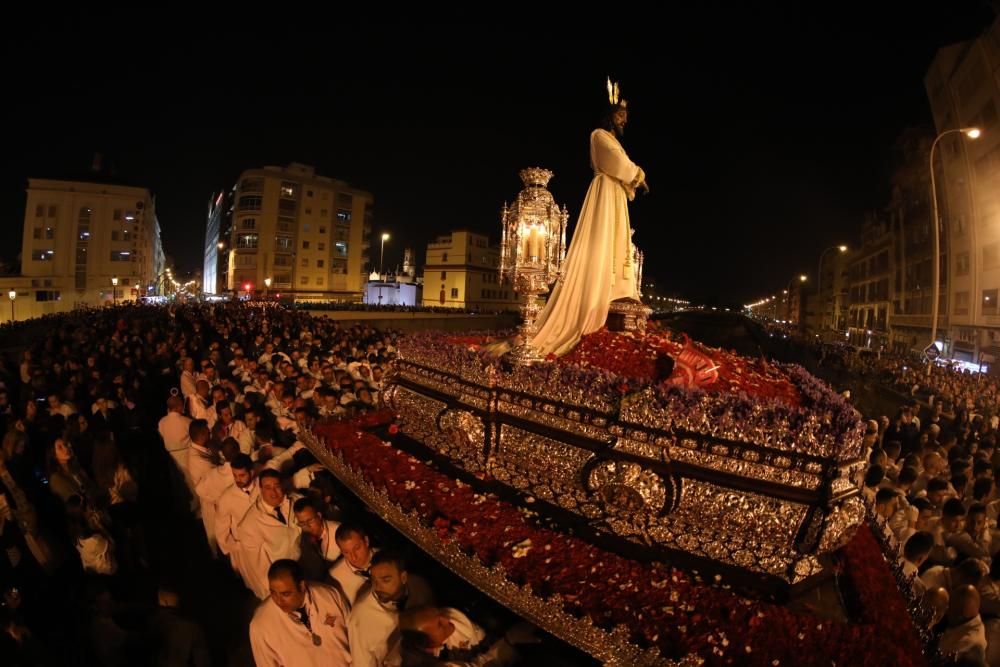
left=862, top=394, right=1000, bottom=664
left=0, top=302, right=542, bottom=667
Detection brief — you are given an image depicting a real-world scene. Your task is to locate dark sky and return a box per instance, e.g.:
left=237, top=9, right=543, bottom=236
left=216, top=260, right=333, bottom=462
left=2, top=6, right=996, bottom=305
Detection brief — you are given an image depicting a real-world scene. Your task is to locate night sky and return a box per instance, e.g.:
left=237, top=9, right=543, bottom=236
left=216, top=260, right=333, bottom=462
left=2, top=6, right=995, bottom=305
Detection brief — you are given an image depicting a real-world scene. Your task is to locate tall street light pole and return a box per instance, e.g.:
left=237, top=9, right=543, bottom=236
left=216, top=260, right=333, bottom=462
left=817, top=245, right=848, bottom=332
left=8, top=290, right=15, bottom=322
left=111, top=276, right=118, bottom=307
left=380, top=233, right=390, bottom=279
left=929, top=127, right=982, bottom=376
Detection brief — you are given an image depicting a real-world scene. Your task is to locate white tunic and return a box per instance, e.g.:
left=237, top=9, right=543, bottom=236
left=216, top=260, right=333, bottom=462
left=348, top=588, right=401, bottom=667
left=215, top=480, right=258, bottom=565
left=158, top=411, right=194, bottom=492
left=330, top=554, right=374, bottom=606
left=531, top=128, right=643, bottom=357
left=250, top=582, right=351, bottom=667
left=188, top=444, right=229, bottom=554
left=239, top=494, right=302, bottom=599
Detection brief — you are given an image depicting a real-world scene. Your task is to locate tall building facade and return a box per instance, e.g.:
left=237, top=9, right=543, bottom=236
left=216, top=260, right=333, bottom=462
left=223, top=163, right=372, bottom=301
left=421, top=230, right=519, bottom=311
left=884, top=128, right=938, bottom=353
left=21, top=178, right=164, bottom=312
left=203, top=189, right=233, bottom=295
left=926, top=20, right=1000, bottom=363
left=846, top=215, right=894, bottom=350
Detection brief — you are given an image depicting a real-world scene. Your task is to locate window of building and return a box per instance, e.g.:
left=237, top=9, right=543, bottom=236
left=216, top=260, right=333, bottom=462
left=112, top=208, right=122, bottom=220
left=32, top=228, right=41, bottom=240
left=274, top=273, right=291, bottom=285
left=302, top=241, right=310, bottom=250
left=238, top=196, right=262, bottom=212
left=280, top=182, right=298, bottom=199
left=31, top=250, right=54, bottom=261
left=240, top=177, right=264, bottom=193
left=278, top=199, right=297, bottom=216
left=111, top=231, right=120, bottom=241
left=110, top=251, right=131, bottom=262
left=305, top=208, right=312, bottom=215
left=442, top=253, right=449, bottom=262
left=276, top=236, right=293, bottom=251
left=277, top=218, right=294, bottom=233
left=336, top=209, right=352, bottom=222
left=301, top=257, right=309, bottom=267
left=307, top=190, right=314, bottom=198
left=316, top=276, right=324, bottom=286
left=35, top=204, right=43, bottom=218
left=317, top=259, right=324, bottom=268
left=318, top=242, right=325, bottom=251
left=303, top=224, right=310, bottom=232
left=332, top=259, right=347, bottom=274
left=237, top=233, right=259, bottom=249
left=241, top=217, right=256, bottom=229
left=441, top=271, right=446, bottom=280
left=237, top=255, right=256, bottom=267
left=34, top=291, right=60, bottom=302
left=451, top=288, right=459, bottom=298
left=274, top=255, right=293, bottom=267
left=319, top=226, right=326, bottom=234
left=47, top=205, right=57, bottom=217
left=335, top=241, right=348, bottom=256
left=300, top=276, right=309, bottom=285
left=955, top=290, right=970, bottom=315
left=956, top=252, right=971, bottom=276
left=336, top=193, right=353, bottom=208
left=320, top=210, right=327, bottom=218
left=984, top=289, right=999, bottom=316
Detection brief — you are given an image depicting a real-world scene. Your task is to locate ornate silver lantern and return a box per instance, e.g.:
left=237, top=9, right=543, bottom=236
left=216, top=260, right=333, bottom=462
left=499, top=167, right=569, bottom=364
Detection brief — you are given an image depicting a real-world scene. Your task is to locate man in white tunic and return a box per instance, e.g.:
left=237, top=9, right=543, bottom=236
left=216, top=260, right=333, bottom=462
left=187, top=419, right=226, bottom=555
left=250, top=559, right=351, bottom=666
left=349, top=550, right=435, bottom=667
left=215, top=454, right=257, bottom=575
left=158, top=396, right=194, bottom=498
left=531, top=79, right=648, bottom=357
left=239, top=469, right=302, bottom=599
left=330, top=523, right=377, bottom=605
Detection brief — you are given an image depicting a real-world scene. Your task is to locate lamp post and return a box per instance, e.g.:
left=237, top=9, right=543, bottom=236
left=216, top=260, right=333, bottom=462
left=380, top=233, right=390, bottom=280
left=111, top=276, right=118, bottom=307
left=264, top=277, right=272, bottom=300
left=817, top=245, right=848, bottom=332
left=929, top=127, right=982, bottom=376
left=8, top=290, right=15, bottom=322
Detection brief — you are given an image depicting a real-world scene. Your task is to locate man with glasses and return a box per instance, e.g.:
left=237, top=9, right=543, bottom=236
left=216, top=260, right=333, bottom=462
left=293, top=497, right=341, bottom=583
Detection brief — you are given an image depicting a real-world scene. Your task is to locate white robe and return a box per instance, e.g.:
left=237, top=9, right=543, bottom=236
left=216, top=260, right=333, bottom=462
left=158, top=411, right=194, bottom=495
left=330, top=553, right=374, bottom=606
left=530, top=128, right=642, bottom=357
left=188, top=444, right=226, bottom=554
left=239, top=495, right=302, bottom=599
left=215, top=480, right=258, bottom=574
left=249, top=582, right=351, bottom=667
left=349, top=588, right=401, bottom=667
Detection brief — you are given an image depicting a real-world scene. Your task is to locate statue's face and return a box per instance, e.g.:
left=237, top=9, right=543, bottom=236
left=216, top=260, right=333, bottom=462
left=612, top=108, right=628, bottom=135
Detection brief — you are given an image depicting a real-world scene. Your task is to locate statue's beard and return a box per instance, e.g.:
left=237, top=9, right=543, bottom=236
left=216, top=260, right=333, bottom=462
left=613, top=123, right=625, bottom=138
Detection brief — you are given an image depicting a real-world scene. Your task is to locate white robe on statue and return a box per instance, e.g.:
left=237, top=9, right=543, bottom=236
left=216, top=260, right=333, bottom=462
left=530, top=128, right=642, bottom=357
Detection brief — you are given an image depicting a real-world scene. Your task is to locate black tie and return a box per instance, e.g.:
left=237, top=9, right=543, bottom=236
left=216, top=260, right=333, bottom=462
left=297, top=606, right=312, bottom=632
left=354, top=567, right=370, bottom=579
left=275, top=507, right=286, bottom=524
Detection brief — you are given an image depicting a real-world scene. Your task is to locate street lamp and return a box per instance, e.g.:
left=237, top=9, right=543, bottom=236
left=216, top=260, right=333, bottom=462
left=264, top=277, right=272, bottom=299
left=929, top=127, right=981, bottom=375
left=380, top=232, right=390, bottom=279
left=817, top=245, right=848, bottom=332
left=8, top=290, right=15, bottom=322
left=111, top=276, right=119, bottom=306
